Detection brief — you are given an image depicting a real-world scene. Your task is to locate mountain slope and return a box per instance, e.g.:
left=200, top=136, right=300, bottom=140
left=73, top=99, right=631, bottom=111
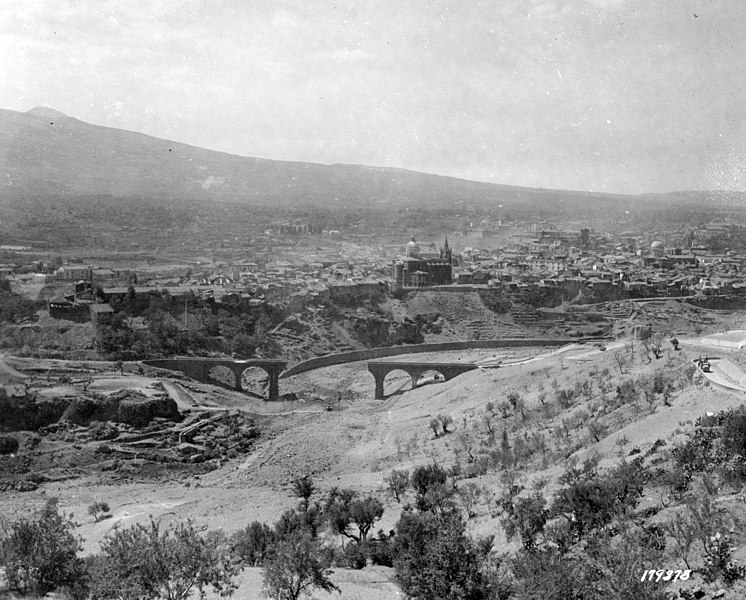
left=1, top=107, right=742, bottom=211
left=0, top=107, right=629, bottom=208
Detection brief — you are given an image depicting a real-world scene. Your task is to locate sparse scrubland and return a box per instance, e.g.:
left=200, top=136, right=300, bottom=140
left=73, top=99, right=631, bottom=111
left=2, top=331, right=746, bottom=599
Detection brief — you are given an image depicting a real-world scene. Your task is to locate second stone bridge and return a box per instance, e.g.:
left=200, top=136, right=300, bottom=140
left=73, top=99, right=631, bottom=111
left=367, top=360, right=479, bottom=399
left=142, top=358, right=287, bottom=400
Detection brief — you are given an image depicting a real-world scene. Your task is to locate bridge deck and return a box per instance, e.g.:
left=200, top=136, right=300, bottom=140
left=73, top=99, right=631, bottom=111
left=368, top=361, right=476, bottom=368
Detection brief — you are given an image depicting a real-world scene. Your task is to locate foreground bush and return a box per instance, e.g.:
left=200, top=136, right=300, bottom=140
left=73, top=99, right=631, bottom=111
left=88, top=518, right=238, bottom=600
left=0, top=498, right=88, bottom=599
left=262, top=528, right=339, bottom=600
left=0, top=434, right=19, bottom=455
left=393, top=509, right=489, bottom=600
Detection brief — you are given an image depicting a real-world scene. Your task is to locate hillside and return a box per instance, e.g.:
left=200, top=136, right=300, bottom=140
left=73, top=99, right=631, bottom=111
left=3, top=337, right=746, bottom=597
left=1, top=107, right=735, bottom=212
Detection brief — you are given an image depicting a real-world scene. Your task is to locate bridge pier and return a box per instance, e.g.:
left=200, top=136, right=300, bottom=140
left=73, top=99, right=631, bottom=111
left=229, top=365, right=243, bottom=392
left=268, top=374, right=279, bottom=401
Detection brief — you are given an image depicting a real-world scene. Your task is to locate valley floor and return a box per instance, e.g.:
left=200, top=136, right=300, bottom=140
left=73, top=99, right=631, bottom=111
left=2, top=334, right=746, bottom=598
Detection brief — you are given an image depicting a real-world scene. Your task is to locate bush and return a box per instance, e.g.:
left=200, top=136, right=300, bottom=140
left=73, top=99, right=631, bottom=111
left=88, top=518, right=238, bottom=600
left=721, top=406, right=746, bottom=457
left=262, top=529, right=338, bottom=600
left=0, top=434, right=19, bottom=455
left=337, top=540, right=368, bottom=569
left=369, top=529, right=395, bottom=567
left=393, top=510, right=488, bottom=600
left=324, top=488, right=384, bottom=546
left=87, top=501, right=111, bottom=522
left=231, top=521, right=276, bottom=566
left=387, top=469, right=410, bottom=503
left=702, top=532, right=746, bottom=585
left=411, top=463, right=454, bottom=512
left=500, top=492, right=548, bottom=551
left=551, top=458, right=645, bottom=541
left=0, top=499, right=88, bottom=599
left=292, top=474, right=315, bottom=510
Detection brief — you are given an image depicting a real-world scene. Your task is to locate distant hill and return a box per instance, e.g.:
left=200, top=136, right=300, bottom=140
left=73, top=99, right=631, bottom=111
left=0, top=107, right=742, bottom=211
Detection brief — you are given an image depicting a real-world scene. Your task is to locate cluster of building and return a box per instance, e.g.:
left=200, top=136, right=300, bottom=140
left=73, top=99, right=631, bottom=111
left=7, top=223, right=746, bottom=324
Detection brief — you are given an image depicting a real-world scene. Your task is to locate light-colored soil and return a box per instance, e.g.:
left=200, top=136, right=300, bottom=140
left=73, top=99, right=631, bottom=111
left=2, top=330, right=746, bottom=598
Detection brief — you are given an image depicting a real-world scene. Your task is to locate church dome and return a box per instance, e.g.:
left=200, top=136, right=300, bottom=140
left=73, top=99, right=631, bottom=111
left=651, top=241, right=664, bottom=249
left=406, top=235, right=420, bottom=257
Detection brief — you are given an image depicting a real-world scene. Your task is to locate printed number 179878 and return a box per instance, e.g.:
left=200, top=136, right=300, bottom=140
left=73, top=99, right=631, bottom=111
left=640, top=569, right=691, bottom=582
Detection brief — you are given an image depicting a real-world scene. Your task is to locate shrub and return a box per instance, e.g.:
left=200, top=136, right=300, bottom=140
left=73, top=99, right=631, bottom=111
left=291, top=474, right=315, bottom=511
left=500, top=492, right=548, bottom=551
left=324, top=489, right=384, bottom=546
left=721, top=406, right=746, bottom=457
left=457, top=483, right=484, bottom=519
left=262, top=529, right=338, bottom=600
left=231, top=521, right=276, bottom=566
left=0, top=434, right=19, bottom=455
left=336, top=540, right=368, bottom=569
left=672, top=426, right=723, bottom=478
left=438, top=413, right=454, bottom=433
left=386, top=469, right=410, bottom=503
left=393, top=510, right=488, bottom=600
left=0, top=499, right=88, bottom=599
left=551, top=458, right=645, bottom=541
left=411, top=463, right=453, bottom=512
left=87, top=501, right=111, bottom=522
left=702, top=532, right=746, bottom=585
left=556, top=388, right=576, bottom=409
left=369, top=529, right=395, bottom=567
left=89, top=518, right=237, bottom=600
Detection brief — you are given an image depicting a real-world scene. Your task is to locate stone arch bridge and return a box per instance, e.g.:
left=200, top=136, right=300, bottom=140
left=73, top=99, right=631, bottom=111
left=142, top=358, right=286, bottom=400
left=367, top=361, right=479, bottom=399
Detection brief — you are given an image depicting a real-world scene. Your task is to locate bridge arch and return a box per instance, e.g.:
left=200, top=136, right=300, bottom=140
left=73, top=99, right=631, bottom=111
left=207, top=365, right=237, bottom=390
left=239, top=366, right=270, bottom=399
left=367, top=361, right=478, bottom=400
left=415, top=369, right=446, bottom=387
left=382, top=368, right=415, bottom=397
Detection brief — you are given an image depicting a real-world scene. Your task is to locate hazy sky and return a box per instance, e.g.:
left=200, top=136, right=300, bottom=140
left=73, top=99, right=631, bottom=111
left=2, top=0, right=745, bottom=194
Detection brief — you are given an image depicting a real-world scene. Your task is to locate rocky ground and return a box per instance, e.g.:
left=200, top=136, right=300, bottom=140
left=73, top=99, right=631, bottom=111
left=2, top=301, right=746, bottom=598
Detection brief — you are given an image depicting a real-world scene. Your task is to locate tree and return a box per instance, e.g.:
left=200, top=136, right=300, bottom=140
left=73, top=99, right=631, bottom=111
left=551, top=458, right=646, bottom=542
left=262, top=530, right=339, bottom=600
left=556, top=387, right=575, bottom=409
left=387, top=469, right=410, bottom=503
left=500, top=428, right=513, bottom=468
left=507, top=392, right=527, bottom=420
left=292, top=475, right=315, bottom=512
left=500, top=491, right=548, bottom=551
left=325, top=489, right=384, bottom=547
left=0, top=434, right=19, bottom=455
left=393, top=510, right=488, bottom=600
left=0, top=499, right=88, bottom=600
left=430, top=418, right=441, bottom=438
left=89, top=518, right=238, bottom=600
left=87, top=501, right=111, bottom=522
left=411, top=463, right=453, bottom=513
left=588, top=420, right=607, bottom=443
left=438, top=413, right=454, bottom=434
left=613, top=350, right=629, bottom=374
left=457, top=482, right=483, bottom=519
left=231, top=521, right=275, bottom=566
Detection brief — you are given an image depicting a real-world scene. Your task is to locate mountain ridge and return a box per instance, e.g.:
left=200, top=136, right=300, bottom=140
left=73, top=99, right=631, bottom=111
left=0, top=107, right=741, bottom=208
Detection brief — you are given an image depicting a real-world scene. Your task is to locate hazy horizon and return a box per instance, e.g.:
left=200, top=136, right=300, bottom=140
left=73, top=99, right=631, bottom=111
left=2, top=0, right=745, bottom=195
